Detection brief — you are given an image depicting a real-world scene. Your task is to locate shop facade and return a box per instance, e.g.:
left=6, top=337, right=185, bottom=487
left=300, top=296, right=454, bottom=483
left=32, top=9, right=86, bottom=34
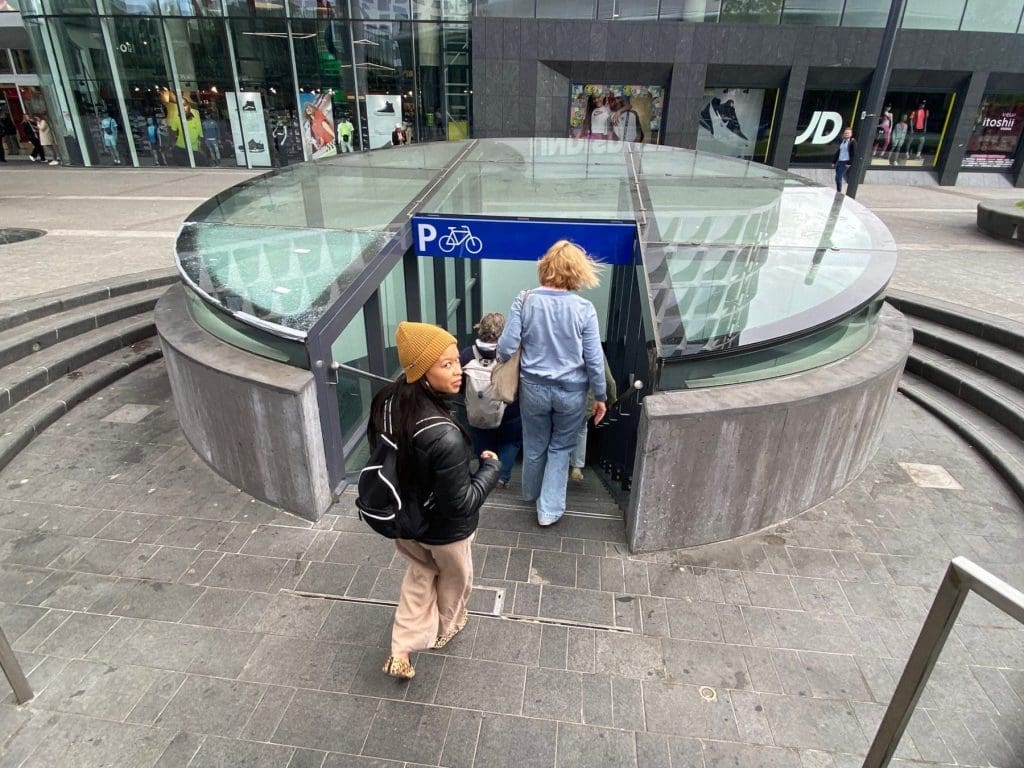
left=12, top=0, right=1024, bottom=185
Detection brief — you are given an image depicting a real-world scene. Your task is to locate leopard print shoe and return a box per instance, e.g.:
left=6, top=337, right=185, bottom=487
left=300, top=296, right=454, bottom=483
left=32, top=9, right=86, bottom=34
left=434, top=610, right=469, bottom=649
left=382, top=655, right=415, bottom=680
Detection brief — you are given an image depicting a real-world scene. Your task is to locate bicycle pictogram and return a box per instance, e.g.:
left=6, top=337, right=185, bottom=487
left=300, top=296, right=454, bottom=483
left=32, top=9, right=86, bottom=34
left=438, top=225, right=483, bottom=255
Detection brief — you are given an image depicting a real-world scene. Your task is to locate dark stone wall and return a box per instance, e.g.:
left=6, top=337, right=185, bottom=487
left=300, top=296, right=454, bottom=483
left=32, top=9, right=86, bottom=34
left=471, top=18, right=1024, bottom=185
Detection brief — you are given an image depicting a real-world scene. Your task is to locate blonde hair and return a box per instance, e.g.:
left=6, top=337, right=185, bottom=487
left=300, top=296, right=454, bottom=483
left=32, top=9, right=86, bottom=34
left=537, top=240, right=601, bottom=291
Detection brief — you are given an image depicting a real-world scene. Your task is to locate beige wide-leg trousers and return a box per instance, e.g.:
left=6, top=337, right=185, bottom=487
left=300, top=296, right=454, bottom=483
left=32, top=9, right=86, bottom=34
left=391, top=535, right=474, bottom=654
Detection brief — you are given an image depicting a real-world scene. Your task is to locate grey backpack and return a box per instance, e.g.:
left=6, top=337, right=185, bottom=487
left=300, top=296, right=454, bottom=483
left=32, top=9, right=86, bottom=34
left=463, top=347, right=507, bottom=429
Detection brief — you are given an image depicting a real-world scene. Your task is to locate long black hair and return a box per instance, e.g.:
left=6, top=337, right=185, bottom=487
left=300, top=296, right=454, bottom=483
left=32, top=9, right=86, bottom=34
left=367, top=375, right=471, bottom=494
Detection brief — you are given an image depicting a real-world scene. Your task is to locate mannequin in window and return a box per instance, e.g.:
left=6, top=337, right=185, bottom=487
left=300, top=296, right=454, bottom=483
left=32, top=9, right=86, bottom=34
left=888, top=114, right=909, bottom=165
left=909, top=101, right=929, bottom=160
left=873, top=105, right=893, bottom=156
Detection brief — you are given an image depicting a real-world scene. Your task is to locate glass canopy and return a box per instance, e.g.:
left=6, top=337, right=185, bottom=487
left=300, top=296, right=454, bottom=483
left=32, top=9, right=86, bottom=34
left=176, top=138, right=896, bottom=359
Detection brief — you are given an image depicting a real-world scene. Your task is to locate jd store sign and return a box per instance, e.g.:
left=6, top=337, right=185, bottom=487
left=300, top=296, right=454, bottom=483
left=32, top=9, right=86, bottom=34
left=412, top=215, right=637, bottom=266
left=790, top=90, right=860, bottom=165
left=795, top=111, right=844, bottom=145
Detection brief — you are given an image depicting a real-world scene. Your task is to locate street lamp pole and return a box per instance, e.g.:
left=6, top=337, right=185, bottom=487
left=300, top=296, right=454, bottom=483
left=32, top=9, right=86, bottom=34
left=846, top=0, right=907, bottom=199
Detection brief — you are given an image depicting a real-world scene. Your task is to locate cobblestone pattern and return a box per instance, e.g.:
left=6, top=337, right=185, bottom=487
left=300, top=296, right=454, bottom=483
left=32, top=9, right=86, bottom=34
left=0, top=362, right=1021, bottom=766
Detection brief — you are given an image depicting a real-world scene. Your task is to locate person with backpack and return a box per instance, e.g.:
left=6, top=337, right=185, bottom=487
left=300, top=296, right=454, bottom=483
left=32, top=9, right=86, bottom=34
left=365, top=321, right=500, bottom=680
left=460, top=312, right=522, bottom=490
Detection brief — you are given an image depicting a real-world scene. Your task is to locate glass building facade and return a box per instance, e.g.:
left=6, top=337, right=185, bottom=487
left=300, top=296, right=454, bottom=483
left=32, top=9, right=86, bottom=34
left=17, top=1, right=471, bottom=168
left=14, top=0, right=1024, bottom=181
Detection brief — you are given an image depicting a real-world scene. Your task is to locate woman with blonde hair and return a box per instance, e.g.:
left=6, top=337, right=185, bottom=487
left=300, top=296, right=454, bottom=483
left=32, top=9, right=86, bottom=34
left=496, top=241, right=607, bottom=527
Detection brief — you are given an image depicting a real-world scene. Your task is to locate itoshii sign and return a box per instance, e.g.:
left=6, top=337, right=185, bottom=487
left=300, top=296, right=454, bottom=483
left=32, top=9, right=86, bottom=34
left=412, top=215, right=637, bottom=266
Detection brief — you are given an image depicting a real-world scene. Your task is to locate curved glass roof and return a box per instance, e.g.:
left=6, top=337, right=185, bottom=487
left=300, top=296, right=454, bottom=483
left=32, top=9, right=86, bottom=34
left=176, top=138, right=896, bottom=355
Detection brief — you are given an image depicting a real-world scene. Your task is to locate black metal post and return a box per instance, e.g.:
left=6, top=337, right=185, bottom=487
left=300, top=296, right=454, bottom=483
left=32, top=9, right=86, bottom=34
left=846, top=0, right=907, bottom=199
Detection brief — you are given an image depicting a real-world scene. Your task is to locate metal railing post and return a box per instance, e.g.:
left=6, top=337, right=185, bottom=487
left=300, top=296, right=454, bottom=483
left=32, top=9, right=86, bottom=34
left=0, top=625, right=33, bottom=705
left=864, top=557, right=1024, bottom=767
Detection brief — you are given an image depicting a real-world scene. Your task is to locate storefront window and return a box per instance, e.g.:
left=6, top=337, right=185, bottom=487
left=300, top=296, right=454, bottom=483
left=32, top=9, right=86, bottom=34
left=11, top=50, right=36, bottom=74
left=223, top=0, right=286, bottom=16
left=781, top=0, right=844, bottom=25
left=351, top=0, right=412, bottom=19
left=868, top=91, right=955, bottom=169
left=840, top=0, right=889, bottom=26
left=790, top=89, right=859, bottom=165
left=292, top=17, right=354, bottom=159
left=351, top=19, right=415, bottom=147
left=902, top=0, right=966, bottom=29
left=570, top=83, right=664, bottom=144
left=697, top=86, right=778, bottom=163
left=597, top=0, right=659, bottom=19
left=159, top=0, right=224, bottom=15
left=0, top=51, right=11, bottom=75
left=475, top=0, right=536, bottom=15
left=962, top=93, right=1024, bottom=171
left=959, top=0, right=1024, bottom=31
left=720, top=0, right=782, bottom=24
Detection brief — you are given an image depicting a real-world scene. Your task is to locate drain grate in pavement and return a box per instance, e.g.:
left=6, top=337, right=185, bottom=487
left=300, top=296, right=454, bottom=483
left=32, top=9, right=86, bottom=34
left=286, top=589, right=633, bottom=633
left=0, top=228, right=46, bottom=245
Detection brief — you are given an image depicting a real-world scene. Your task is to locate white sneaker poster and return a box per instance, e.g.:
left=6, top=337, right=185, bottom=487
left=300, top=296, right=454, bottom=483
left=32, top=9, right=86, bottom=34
left=226, top=92, right=272, bottom=168
left=697, top=88, right=766, bottom=161
left=365, top=94, right=402, bottom=150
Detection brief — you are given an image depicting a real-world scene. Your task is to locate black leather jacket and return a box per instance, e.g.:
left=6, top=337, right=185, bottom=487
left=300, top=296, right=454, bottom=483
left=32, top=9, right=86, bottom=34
left=412, top=417, right=500, bottom=545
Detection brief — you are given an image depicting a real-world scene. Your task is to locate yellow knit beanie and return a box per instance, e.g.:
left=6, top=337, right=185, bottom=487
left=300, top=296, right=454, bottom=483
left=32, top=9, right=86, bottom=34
left=396, top=321, right=457, bottom=383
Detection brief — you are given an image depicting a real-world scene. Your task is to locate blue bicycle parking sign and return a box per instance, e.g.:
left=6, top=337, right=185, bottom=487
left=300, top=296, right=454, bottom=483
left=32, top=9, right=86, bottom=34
left=412, top=215, right=637, bottom=265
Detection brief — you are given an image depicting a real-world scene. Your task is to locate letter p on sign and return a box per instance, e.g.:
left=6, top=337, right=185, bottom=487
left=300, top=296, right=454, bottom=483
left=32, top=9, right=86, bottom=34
left=416, top=222, right=437, bottom=254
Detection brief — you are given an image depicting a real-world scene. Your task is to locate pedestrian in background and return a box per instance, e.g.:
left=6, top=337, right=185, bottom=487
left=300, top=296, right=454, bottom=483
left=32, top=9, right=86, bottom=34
left=22, top=114, right=44, bottom=163
left=36, top=115, right=57, bottom=165
left=832, top=126, right=856, bottom=194
left=497, top=240, right=607, bottom=527
left=460, top=313, right=522, bottom=490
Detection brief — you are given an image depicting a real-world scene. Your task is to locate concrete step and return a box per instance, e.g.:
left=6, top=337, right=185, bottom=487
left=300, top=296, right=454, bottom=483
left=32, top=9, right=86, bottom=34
left=0, top=286, right=167, bottom=370
left=908, top=315, right=1024, bottom=392
left=0, top=269, right=175, bottom=334
left=886, top=290, right=1024, bottom=354
left=0, top=315, right=156, bottom=415
left=0, top=337, right=162, bottom=472
left=899, top=371, right=1024, bottom=501
left=907, top=345, right=1024, bottom=441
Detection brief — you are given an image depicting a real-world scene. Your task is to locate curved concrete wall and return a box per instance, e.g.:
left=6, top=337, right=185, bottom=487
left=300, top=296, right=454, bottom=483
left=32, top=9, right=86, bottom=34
left=626, top=303, right=912, bottom=553
left=155, top=284, right=332, bottom=521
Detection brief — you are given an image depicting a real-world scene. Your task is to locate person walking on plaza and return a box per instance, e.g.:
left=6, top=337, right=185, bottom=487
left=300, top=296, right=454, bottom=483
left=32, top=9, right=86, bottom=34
left=497, top=240, right=607, bottom=527
left=22, top=115, right=44, bottom=162
left=0, top=113, right=17, bottom=158
left=202, top=114, right=221, bottom=166
left=372, top=321, right=500, bottom=680
left=36, top=115, right=57, bottom=165
left=832, top=126, right=856, bottom=194
left=460, top=313, right=522, bottom=490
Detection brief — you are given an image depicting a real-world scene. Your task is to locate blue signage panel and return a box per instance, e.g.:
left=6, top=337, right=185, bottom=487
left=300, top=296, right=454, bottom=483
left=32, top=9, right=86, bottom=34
left=412, top=215, right=637, bottom=266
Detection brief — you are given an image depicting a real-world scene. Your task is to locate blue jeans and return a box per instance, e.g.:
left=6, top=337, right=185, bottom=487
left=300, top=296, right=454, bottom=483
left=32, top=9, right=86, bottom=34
left=835, top=161, right=850, bottom=192
left=469, top=418, right=521, bottom=484
left=569, top=415, right=588, bottom=469
left=520, top=379, right=588, bottom=525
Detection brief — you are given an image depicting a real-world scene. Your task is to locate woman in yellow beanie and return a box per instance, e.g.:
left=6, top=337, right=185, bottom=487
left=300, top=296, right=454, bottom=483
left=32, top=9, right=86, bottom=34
left=368, top=321, right=500, bottom=680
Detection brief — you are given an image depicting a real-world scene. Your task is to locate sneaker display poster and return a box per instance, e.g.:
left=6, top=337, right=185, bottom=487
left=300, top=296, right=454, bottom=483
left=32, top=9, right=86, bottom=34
left=299, top=92, right=337, bottom=160
left=569, top=84, right=664, bottom=144
left=962, top=94, right=1024, bottom=170
left=697, top=88, right=768, bottom=161
left=365, top=94, right=402, bottom=150
left=226, top=91, right=271, bottom=168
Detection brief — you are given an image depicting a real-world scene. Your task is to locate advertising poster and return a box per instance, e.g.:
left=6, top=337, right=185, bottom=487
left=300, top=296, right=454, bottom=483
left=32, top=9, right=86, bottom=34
left=963, top=94, right=1024, bottom=170
left=299, top=92, right=337, bottom=160
left=226, top=91, right=271, bottom=168
left=569, top=84, right=664, bottom=144
left=790, top=90, right=860, bottom=165
left=365, top=94, right=403, bottom=150
left=697, top=87, right=768, bottom=161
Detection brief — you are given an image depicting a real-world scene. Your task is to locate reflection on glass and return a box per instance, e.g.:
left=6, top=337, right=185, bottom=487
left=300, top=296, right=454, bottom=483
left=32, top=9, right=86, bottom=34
left=331, top=308, right=373, bottom=446
left=780, top=0, right=844, bottom=25
left=177, top=223, right=389, bottom=334
left=379, top=259, right=409, bottom=374
left=840, top=0, right=889, bottom=26
left=902, top=0, right=965, bottom=28
left=597, top=0, right=659, bottom=18
left=720, top=0, right=782, bottom=23
left=475, top=0, right=535, bottom=15
left=959, top=0, right=1024, bottom=30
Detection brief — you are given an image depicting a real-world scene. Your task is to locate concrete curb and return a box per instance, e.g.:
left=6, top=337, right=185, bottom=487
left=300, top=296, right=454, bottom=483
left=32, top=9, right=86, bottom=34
left=977, top=200, right=1024, bottom=247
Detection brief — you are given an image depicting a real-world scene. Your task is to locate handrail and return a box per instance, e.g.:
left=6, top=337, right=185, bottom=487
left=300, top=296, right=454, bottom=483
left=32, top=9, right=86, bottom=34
left=0, top=624, right=33, bottom=704
left=864, top=557, right=1024, bottom=767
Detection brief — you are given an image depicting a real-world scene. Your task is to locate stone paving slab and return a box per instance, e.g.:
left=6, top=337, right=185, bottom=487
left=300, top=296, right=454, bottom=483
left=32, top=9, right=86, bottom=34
left=0, top=361, right=1021, bottom=766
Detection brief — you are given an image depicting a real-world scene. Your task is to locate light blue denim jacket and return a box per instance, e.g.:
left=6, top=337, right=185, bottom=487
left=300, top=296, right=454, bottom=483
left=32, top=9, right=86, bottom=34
left=496, top=288, right=607, bottom=402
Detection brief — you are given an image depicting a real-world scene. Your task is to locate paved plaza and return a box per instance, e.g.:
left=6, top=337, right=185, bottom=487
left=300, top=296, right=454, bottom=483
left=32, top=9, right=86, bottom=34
left=0, top=165, right=1022, bottom=767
